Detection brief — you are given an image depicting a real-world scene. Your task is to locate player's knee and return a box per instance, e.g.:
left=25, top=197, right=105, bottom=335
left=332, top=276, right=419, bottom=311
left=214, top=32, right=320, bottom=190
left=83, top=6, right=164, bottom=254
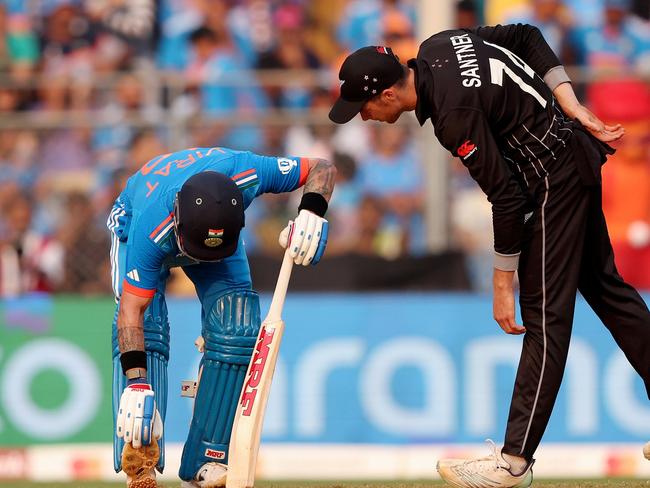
left=203, top=289, right=261, bottom=364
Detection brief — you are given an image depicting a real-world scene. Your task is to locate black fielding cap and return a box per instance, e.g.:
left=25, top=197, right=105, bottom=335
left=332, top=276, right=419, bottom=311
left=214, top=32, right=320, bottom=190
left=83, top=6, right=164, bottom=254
left=174, top=171, right=245, bottom=262
left=329, top=46, right=403, bottom=124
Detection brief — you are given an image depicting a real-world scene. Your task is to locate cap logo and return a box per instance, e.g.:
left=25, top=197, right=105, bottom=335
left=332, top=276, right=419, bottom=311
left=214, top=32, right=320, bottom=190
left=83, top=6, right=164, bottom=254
left=205, top=228, right=224, bottom=248
left=204, top=237, right=222, bottom=247
left=375, top=46, right=390, bottom=55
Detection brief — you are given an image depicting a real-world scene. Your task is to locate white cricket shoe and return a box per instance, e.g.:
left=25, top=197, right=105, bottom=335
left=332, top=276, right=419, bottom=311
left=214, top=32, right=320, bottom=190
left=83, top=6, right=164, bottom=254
left=437, top=440, right=533, bottom=488
left=180, top=462, right=228, bottom=488
left=643, top=441, right=650, bottom=460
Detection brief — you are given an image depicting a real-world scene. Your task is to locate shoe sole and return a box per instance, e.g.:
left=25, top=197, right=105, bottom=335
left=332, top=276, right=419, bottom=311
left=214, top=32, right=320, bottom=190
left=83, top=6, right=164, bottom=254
left=437, top=460, right=533, bottom=488
left=122, top=442, right=160, bottom=488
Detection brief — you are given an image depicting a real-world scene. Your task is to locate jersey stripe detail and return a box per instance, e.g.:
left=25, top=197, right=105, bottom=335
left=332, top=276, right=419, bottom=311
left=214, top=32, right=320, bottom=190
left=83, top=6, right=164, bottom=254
left=153, top=221, right=175, bottom=243
left=298, top=158, right=309, bottom=187
left=149, top=213, right=174, bottom=239
left=107, top=205, right=126, bottom=297
left=232, top=168, right=256, bottom=181
left=233, top=169, right=259, bottom=190
left=123, top=280, right=156, bottom=298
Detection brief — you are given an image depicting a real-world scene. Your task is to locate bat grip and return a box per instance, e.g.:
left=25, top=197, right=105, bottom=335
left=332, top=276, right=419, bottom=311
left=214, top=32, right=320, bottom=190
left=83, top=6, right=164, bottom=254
left=266, top=250, right=294, bottom=321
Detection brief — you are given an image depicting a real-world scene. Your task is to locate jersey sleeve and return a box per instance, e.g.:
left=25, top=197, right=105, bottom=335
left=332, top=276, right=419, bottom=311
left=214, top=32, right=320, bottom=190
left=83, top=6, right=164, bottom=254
left=233, top=151, right=309, bottom=196
left=467, top=24, right=562, bottom=78
left=436, top=107, right=529, bottom=269
left=122, top=209, right=172, bottom=297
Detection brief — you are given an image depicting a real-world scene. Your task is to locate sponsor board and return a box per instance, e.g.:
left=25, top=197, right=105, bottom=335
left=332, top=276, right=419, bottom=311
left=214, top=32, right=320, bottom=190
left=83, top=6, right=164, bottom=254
left=1, top=294, right=648, bottom=448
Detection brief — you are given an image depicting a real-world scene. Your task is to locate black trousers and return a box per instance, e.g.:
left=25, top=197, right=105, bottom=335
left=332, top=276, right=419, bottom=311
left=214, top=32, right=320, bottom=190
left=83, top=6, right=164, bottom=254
left=502, top=152, right=650, bottom=461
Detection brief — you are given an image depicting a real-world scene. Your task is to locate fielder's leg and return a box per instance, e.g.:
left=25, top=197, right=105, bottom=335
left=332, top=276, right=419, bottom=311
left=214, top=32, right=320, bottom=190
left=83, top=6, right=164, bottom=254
left=577, top=184, right=650, bottom=396
left=179, top=289, right=261, bottom=487
left=503, top=169, right=589, bottom=462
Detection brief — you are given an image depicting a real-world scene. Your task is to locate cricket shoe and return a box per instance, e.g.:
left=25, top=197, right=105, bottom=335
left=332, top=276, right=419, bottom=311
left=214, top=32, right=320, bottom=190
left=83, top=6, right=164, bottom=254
left=644, top=441, right=650, bottom=460
left=179, top=462, right=228, bottom=488
left=437, top=440, right=533, bottom=488
left=121, top=442, right=159, bottom=488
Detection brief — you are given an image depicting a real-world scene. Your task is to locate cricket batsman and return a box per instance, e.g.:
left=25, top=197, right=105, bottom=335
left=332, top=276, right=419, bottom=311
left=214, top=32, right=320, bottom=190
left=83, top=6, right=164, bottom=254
left=107, top=147, right=335, bottom=487
left=329, top=24, right=650, bottom=487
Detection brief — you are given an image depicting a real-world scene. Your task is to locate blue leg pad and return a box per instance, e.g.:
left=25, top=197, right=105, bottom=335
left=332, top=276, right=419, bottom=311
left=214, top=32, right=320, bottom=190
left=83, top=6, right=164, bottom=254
left=179, top=290, right=261, bottom=481
left=112, top=291, right=170, bottom=473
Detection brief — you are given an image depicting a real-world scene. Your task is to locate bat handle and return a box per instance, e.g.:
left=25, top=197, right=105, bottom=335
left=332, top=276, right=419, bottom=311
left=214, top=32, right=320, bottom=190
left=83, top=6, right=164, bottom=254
left=266, top=250, right=294, bottom=321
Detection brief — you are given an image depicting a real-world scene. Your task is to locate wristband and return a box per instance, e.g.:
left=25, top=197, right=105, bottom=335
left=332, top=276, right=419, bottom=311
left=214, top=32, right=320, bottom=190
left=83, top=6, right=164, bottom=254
left=298, top=192, right=328, bottom=217
left=120, top=350, right=147, bottom=375
left=543, top=66, right=571, bottom=92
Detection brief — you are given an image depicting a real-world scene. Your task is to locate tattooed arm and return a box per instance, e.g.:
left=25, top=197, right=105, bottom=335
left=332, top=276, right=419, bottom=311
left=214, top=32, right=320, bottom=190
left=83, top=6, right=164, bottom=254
left=117, top=291, right=151, bottom=376
left=302, top=157, right=337, bottom=201
left=279, top=158, right=337, bottom=266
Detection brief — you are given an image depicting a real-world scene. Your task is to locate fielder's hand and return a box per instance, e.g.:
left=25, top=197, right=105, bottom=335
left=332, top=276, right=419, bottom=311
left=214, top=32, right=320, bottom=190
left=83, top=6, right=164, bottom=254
left=493, top=269, right=526, bottom=335
left=116, top=380, right=163, bottom=448
left=279, top=209, right=329, bottom=266
left=573, top=104, right=625, bottom=143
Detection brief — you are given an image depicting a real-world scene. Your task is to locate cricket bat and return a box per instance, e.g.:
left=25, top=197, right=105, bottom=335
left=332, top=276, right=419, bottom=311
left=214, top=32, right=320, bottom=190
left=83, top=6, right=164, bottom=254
left=226, top=250, right=294, bottom=488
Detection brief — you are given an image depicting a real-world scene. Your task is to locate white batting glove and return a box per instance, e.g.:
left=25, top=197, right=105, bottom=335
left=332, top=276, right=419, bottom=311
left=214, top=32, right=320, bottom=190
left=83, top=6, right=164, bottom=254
left=279, top=209, right=329, bottom=266
left=116, top=381, right=163, bottom=448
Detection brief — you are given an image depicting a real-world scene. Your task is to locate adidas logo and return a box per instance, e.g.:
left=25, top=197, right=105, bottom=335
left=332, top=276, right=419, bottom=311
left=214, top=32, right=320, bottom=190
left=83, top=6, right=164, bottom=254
left=127, top=269, right=141, bottom=282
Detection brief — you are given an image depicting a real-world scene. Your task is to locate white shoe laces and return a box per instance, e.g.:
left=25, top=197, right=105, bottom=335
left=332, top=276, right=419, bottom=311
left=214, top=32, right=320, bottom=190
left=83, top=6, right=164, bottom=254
left=459, top=439, right=505, bottom=472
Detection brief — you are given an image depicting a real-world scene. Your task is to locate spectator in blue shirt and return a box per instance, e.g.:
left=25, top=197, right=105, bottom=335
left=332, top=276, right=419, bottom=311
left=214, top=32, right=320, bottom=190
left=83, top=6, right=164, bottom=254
left=186, top=26, right=269, bottom=152
left=570, top=0, right=650, bottom=68
left=357, top=124, right=425, bottom=256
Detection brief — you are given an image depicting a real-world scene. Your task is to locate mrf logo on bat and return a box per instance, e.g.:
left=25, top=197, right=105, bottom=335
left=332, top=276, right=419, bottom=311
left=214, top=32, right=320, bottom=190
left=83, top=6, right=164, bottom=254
left=240, top=325, right=275, bottom=416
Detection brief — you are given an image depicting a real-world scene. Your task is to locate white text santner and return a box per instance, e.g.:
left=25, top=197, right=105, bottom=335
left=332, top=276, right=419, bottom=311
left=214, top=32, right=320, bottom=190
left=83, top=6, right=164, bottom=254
left=450, top=33, right=482, bottom=87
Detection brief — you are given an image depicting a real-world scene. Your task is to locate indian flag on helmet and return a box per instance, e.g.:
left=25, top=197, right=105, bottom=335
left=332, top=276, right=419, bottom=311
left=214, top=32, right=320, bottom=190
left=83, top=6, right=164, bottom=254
left=205, top=228, right=224, bottom=248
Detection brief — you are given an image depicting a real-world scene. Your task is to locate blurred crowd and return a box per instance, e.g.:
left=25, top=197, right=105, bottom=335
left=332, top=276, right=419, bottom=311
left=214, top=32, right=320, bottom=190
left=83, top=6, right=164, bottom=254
left=0, top=0, right=648, bottom=296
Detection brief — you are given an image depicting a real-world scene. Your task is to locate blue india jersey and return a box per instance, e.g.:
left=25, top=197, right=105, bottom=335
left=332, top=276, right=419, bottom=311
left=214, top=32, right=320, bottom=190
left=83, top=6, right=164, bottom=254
left=108, top=147, right=307, bottom=298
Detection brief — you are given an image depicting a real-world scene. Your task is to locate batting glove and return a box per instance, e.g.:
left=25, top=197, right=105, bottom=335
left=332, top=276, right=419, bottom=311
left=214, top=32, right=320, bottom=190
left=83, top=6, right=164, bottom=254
left=116, top=379, right=163, bottom=448
left=279, top=209, right=329, bottom=266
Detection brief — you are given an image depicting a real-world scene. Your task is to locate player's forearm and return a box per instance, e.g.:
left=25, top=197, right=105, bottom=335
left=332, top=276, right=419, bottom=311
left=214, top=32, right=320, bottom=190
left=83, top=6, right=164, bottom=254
left=117, top=313, right=146, bottom=354
left=551, top=81, right=581, bottom=119
left=491, top=199, right=527, bottom=271
left=303, top=158, right=337, bottom=202
left=493, top=268, right=515, bottom=290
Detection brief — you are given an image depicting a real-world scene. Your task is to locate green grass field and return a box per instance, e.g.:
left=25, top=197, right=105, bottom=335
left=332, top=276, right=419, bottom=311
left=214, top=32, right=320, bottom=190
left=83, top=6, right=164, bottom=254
left=2, top=481, right=649, bottom=488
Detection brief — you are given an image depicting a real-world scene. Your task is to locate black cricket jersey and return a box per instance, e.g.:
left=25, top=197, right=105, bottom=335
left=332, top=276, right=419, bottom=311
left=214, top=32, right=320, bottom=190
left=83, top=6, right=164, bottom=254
left=408, top=24, right=576, bottom=258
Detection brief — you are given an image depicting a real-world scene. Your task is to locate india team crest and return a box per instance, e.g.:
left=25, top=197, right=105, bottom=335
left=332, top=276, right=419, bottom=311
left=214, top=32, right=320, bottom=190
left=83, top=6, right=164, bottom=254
left=205, top=228, right=224, bottom=247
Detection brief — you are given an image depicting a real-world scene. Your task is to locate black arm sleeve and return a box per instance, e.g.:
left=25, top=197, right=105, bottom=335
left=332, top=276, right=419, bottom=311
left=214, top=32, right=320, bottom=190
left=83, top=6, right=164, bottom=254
left=466, top=24, right=562, bottom=78
left=436, top=108, right=528, bottom=256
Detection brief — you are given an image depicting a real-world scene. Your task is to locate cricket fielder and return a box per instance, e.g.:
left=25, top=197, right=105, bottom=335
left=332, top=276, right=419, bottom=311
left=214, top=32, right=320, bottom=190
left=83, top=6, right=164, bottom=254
left=329, top=24, right=650, bottom=487
left=107, top=147, right=335, bottom=487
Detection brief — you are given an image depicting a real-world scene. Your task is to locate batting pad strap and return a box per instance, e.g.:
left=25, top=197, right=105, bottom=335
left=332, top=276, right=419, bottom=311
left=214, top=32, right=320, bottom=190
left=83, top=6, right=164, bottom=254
left=494, top=251, right=520, bottom=272
left=543, top=65, right=571, bottom=92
